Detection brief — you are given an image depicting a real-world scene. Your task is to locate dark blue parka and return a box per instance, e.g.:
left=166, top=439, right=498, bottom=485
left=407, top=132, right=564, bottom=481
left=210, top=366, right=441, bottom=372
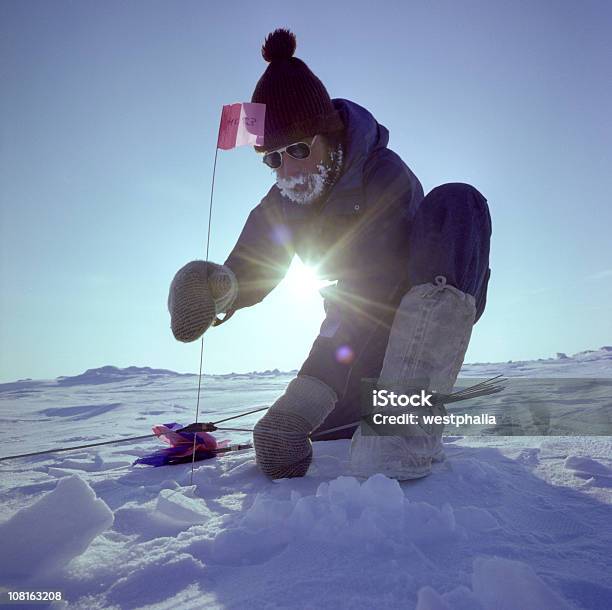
left=224, top=98, right=424, bottom=313
left=222, top=99, right=428, bottom=436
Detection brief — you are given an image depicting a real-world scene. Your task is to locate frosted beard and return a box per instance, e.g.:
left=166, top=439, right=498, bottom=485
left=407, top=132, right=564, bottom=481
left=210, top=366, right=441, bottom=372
left=276, top=143, right=344, bottom=205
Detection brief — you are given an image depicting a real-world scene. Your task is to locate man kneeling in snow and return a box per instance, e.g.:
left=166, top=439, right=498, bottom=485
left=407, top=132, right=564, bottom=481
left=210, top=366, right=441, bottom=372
left=168, top=29, right=491, bottom=481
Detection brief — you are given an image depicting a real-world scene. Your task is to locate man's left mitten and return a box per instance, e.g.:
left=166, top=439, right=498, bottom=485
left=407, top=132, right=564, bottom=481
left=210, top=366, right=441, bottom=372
left=253, top=376, right=337, bottom=479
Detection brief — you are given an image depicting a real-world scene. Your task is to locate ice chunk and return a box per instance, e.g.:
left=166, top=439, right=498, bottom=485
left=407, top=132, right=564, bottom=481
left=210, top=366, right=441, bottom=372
left=0, top=475, right=113, bottom=581
left=288, top=494, right=329, bottom=535
left=472, top=556, right=574, bottom=610
left=327, top=475, right=361, bottom=499
left=360, top=473, right=405, bottom=512
left=156, top=489, right=213, bottom=525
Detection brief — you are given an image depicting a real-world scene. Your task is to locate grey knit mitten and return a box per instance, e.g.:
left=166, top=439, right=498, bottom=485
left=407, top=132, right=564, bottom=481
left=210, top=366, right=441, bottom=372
left=253, top=376, right=337, bottom=479
left=168, top=260, right=238, bottom=342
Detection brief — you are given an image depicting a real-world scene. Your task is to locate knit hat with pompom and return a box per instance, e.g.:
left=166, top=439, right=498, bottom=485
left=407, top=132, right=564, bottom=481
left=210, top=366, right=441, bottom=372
left=251, top=28, right=344, bottom=152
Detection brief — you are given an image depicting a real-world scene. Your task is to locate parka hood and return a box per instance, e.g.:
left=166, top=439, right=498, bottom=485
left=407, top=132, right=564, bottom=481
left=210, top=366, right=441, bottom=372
left=331, top=98, right=390, bottom=190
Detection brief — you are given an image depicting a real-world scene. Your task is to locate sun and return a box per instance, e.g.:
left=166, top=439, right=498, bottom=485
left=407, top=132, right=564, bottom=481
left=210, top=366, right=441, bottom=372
left=284, top=258, right=333, bottom=296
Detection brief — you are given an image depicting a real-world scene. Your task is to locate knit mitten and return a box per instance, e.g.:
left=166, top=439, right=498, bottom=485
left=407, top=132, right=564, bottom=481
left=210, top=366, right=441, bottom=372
left=168, top=260, right=238, bottom=342
left=253, top=376, right=337, bottom=479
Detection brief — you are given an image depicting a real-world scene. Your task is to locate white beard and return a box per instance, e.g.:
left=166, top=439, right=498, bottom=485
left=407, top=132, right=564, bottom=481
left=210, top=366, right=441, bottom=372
left=277, top=143, right=344, bottom=205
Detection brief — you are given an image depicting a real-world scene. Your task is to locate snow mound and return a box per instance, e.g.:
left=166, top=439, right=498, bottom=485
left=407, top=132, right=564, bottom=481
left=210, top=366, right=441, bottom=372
left=0, top=475, right=113, bottom=582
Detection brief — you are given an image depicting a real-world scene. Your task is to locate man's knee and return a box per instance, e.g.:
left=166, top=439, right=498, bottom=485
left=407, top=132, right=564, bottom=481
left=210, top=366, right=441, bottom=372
left=428, top=182, right=486, bottom=203
left=425, top=183, right=489, bottom=223
left=408, top=182, right=491, bottom=298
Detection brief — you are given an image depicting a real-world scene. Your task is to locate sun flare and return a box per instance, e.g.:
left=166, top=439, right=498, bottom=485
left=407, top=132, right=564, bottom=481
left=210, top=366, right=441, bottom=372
left=284, top=258, right=333, bottom=296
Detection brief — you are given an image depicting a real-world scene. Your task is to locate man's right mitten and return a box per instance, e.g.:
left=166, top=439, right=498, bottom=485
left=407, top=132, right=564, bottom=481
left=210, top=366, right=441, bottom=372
left=168, top=260, right=238, bottom=342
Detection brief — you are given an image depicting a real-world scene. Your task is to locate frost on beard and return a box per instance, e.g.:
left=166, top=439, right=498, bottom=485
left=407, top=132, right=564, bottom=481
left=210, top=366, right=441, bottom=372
left=277, top=143, right=344, bottom=205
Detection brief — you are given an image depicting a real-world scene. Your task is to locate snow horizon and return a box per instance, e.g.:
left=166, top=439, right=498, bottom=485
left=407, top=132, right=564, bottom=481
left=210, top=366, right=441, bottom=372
left=3, top=345, right=610, bottom=385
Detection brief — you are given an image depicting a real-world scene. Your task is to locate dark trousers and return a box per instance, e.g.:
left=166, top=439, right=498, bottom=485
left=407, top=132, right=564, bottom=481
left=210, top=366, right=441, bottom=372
left=301, top=183, right=492, bottom=440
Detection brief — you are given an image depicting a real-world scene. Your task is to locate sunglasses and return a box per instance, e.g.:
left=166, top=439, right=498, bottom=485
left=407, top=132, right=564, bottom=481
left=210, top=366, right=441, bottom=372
left=262, top=135, right=318, bottom=169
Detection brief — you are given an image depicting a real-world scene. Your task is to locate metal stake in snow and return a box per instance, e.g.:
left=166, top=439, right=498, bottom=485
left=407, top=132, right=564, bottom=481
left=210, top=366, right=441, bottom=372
left=189, top=102, right=266, bottom=484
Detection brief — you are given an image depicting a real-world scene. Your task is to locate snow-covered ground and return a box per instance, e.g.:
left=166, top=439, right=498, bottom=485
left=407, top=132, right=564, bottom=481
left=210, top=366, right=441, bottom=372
left=0, top=348, right=611, bottom=609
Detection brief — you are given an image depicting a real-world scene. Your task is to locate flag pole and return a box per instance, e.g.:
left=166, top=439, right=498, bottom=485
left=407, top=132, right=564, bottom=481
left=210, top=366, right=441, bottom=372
left=188, top=103, right=265, bottom=484
left=189, top=128, right=222, bottom=485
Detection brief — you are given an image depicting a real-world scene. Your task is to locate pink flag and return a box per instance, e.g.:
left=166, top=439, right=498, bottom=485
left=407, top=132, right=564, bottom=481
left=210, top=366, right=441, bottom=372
left=217, top=102, right=266, bottom=150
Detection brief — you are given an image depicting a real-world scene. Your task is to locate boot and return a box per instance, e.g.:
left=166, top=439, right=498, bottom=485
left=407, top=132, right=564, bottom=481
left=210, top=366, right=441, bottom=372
left=350, top=276, right=476, bottom=480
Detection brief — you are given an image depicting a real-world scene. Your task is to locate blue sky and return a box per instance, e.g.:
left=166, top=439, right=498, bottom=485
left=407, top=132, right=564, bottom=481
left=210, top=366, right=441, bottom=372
left=1, top=0, right=611, bottom=382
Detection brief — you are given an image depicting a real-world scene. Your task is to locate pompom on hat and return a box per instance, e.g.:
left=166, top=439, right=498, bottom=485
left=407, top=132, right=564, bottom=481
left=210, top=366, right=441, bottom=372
left=251, top=28, right=344, bottom=152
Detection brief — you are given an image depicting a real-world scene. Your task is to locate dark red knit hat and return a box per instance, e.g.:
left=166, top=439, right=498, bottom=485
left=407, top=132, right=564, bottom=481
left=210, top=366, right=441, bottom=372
left=251, top=28, right=344, bottom=152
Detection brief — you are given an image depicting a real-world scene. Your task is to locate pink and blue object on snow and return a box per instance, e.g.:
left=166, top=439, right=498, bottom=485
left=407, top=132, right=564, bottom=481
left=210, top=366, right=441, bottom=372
left=134, top=423, right=229, bottom=467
